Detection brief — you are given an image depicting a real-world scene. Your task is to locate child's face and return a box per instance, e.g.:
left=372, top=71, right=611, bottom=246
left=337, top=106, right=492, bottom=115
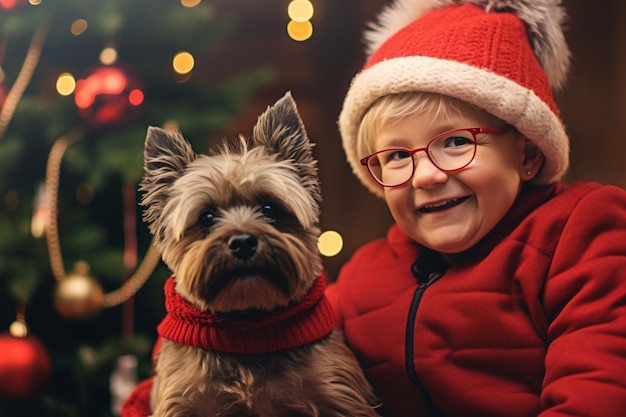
left=376, top=105, right=528, bottom=254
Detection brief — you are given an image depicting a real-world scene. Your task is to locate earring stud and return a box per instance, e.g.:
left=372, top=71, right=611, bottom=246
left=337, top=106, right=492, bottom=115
left=525, top=170, right=532, bottom=176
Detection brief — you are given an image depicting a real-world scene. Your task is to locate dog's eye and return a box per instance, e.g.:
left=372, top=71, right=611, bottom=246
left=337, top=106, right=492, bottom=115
left=198, top=209, right=218, bottom=229
left=261, top=202, right=280, bottom=220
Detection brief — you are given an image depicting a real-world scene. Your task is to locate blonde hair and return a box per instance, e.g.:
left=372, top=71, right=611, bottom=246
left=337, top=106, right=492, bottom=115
left=356, top=92, right=503, bottom=157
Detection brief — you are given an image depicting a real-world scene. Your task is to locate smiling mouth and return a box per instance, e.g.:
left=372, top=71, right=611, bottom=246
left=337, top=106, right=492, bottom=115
left=419, top=196, right=469, bottom=213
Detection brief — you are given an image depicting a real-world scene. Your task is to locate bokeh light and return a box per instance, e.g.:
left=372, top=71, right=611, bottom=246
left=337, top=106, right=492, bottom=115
left=99, top=47, right=117, bottom=65
left=128, top=89, right=144, bottom=106
left=70, top=19, right=88, bottom=36
left=318, top=230, right=344, bottom=257
left=288, top=0, right=314, bottom=22
left=56, top=73, right=76, bottom=96
left=180, top=0, right=201, bottom=7
left=74, top=68, right=127, bottom=109
left=162, top=120, right=180, bottom=132
left=172, top=51, right=195, bottom=75
left=0, top=0, right=17, bottom=9
left=287, top=20, right=313, bottom=41
left=9, top=320, right=28, bottom=338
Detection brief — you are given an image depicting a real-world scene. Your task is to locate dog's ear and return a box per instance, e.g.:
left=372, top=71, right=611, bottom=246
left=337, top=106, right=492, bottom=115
left=252, top=91, right=321, bottom=204
left=140, top=126, right=197, bottom=233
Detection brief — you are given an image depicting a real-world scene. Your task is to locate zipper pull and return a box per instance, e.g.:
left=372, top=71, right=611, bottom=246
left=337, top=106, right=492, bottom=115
left=411, top=251, right=448, bottom=284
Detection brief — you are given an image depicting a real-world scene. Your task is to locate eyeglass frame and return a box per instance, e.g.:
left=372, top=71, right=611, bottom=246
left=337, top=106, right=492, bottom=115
left=359, top=126, right=512, bottom=187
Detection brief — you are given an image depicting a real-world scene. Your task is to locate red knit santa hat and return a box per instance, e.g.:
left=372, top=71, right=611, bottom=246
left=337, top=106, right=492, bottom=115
left=339, top=0, right=571, bottom=197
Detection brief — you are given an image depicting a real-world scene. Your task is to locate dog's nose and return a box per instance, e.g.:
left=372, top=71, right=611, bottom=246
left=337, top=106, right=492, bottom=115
left=228, top=234, right=258, bottom=260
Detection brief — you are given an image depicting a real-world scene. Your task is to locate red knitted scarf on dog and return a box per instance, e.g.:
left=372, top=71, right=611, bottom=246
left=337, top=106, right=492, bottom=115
left=157, top=275, right=335, bottom=354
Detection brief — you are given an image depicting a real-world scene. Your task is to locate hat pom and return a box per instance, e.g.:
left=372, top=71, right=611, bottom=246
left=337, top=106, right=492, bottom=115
left=364, top=0, right=571, bottom=90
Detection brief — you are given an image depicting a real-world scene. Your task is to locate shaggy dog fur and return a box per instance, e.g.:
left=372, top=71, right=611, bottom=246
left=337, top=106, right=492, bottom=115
left=140, top=93, right=379, bottom=417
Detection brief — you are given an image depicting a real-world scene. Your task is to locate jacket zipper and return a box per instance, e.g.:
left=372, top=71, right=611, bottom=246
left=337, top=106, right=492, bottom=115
left=405, top=272, right=441, bottom=383
left=405, top=272, right=444, bottom=415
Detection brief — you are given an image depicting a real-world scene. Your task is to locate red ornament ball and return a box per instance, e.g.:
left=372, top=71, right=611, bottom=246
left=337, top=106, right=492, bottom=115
left=74, top=67, right=143, bottom=128
left=0, top=332, right=52, bottom=399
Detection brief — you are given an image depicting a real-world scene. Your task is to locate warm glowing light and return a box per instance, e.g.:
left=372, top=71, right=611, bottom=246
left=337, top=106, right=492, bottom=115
left=74, top=68, right=127, bottom=109
left=29, top=0, right=42, bottom=4
left=0, top=0, right=17, bottom=9
left=74, top=89, right=91, bottom=109
left=9, top=320, right=28, bottom=338
left=62, top=275, right=93, bottom=299
left=163, top=120, right=180, bottom=132
left=318, top=230, right=343, bottom=257
left=71, top=19, right=88, bottom=35
left=181, top=0, right=201, bottom=7
left=99, top=47, right=118, bottom=65
left=30, top=211, right=47, bottom=238
left=287, top=20, right=313, bottom=41
left=31, top=188, right=50, bottom=237
left=173, top=51, right=195, bottom=75
left=128, top=89, right=144, bottom=106
left=288, top=0, right=314, bottom=22
left=56, top=73, right=76, bottom=96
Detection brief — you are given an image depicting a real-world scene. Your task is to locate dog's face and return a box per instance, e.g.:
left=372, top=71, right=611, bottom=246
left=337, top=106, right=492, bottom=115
left=140, top=93, right=323, bottom=314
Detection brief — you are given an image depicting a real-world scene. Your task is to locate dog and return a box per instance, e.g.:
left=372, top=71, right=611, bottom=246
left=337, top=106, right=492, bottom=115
left=140, top=92, right=380, bottom=417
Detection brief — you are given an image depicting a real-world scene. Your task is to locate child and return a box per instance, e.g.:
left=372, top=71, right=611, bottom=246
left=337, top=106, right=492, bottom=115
left=327, top=0, right=626, bottom=416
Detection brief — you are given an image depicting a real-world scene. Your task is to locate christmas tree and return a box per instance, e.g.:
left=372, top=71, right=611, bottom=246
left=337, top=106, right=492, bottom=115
left=0, top=1, right=271, bottom=415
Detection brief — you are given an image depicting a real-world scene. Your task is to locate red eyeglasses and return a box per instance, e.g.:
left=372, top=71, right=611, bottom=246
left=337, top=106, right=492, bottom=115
left=360, top=127, right=511, bottom=187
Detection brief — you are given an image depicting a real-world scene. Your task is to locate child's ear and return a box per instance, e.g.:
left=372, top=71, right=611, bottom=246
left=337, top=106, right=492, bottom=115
left=519, top=137, right=544, bottom=181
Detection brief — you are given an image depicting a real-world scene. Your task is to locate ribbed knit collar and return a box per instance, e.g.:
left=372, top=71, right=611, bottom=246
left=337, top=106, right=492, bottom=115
left=157, top=275, right=335, bottom=354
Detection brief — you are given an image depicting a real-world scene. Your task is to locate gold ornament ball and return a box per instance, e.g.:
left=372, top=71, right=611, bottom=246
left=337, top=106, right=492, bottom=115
left=54, top=263, right=104, bottom=320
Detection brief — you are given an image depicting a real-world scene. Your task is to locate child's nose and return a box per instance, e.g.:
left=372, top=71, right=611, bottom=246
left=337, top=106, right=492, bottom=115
left=410, top=154, right=448, bottom=189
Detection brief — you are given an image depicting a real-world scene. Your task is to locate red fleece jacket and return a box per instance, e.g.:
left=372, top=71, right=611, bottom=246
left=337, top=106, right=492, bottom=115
left=327, top=181, right=626, bottom=417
